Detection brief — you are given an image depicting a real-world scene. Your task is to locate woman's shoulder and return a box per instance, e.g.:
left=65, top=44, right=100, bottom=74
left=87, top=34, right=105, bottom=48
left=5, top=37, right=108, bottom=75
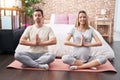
left=71, top=27, right=76, bottom=30
left=70, top=27, right=76, bottom=32
left=88, top=28, right=94, bottom=32
left=87, top=28, right=96, bottom=35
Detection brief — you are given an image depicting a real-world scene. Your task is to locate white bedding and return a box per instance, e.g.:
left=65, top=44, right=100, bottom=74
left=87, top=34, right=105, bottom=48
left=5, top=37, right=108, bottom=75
left=15, top=24, right=115, bottom=60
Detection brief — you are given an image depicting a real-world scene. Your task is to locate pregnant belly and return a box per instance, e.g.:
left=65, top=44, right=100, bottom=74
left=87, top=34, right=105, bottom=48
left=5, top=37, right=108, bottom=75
left=73, top=47, right=90, bottom=62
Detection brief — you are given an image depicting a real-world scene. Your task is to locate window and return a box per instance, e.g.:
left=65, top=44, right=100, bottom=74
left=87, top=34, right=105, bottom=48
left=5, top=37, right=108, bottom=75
left=0, top=0, right=22, bottom=29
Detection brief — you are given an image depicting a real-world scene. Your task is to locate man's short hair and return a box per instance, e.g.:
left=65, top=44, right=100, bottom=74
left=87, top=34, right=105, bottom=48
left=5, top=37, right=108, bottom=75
left=34, top=8, right=44, bottom=16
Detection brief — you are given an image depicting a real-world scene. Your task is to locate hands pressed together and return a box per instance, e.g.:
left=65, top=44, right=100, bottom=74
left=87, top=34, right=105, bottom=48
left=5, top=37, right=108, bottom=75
left=78, top=34, right=87, bottom=47
left=35, top=34, right=41, bottom=46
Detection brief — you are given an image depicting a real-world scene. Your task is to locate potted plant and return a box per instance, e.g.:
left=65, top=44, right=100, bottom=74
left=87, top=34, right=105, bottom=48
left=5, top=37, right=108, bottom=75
left=24, top=0, right=45, bottom=17
left=22, top=0, right=45, bottom=17
left=21, top=0, right=45, bottom=26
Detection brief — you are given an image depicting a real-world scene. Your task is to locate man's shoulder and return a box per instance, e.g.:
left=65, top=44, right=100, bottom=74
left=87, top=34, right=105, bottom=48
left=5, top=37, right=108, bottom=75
left=26, top=25, right=34, bottom=29
left=43, top=24, right=50, bottom=27
left=43, top=24, right=52, bottom=30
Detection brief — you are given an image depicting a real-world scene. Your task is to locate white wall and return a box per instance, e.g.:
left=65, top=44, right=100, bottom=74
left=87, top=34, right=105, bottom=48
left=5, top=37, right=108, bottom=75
left=114, top=0, right=120, bottom=32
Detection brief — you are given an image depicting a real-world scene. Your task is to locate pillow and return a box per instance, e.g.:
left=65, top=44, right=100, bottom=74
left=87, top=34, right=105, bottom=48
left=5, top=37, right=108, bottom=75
left=54, top=14, right=68, bottom=24
left=68, top=14, right=77, bottom=24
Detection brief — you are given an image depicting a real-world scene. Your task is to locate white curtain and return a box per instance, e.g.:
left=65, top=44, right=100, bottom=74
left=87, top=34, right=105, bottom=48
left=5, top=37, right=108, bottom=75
left=114, top=0, right=120, bottom=32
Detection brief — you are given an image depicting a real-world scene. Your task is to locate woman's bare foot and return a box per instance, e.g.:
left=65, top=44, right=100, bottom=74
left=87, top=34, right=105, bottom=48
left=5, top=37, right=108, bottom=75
left=70, top=66, right=97, bottom=70
left=70, top=66, right=78, bottom=70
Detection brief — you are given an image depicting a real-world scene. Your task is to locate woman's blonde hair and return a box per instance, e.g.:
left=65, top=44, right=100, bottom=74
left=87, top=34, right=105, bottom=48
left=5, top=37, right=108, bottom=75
left=75, top=10, right=89, bottom=29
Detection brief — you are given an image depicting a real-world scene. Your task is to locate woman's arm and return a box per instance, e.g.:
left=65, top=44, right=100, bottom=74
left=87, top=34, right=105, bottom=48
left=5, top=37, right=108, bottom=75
left=83, top=34, right=102, bottom=47
left=64, top=34, right=82, bottom=47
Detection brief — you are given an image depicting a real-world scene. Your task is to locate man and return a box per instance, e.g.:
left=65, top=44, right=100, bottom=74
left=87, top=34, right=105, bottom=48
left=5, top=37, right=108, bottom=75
left=14, top=8, right=56, bottom=70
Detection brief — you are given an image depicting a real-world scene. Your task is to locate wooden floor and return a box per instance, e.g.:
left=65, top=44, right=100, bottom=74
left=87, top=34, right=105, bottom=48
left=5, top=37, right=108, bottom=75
left=0, top=41, right=120, bottom=80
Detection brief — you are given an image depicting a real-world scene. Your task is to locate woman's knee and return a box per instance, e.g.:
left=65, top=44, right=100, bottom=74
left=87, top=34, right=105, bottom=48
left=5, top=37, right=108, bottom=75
left=62, top=55, right=69, bottom=62
left=97, top=57, right=107, bottom=64
left=62, top=55, right=74, bottom=65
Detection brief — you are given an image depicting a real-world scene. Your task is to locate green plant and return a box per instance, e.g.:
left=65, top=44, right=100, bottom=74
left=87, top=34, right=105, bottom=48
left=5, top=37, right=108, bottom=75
left=22, top=0, right=45, bottom=17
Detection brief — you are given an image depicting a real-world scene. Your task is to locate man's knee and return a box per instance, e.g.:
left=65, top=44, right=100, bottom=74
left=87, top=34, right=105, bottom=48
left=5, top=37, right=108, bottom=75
left=14, top=52, right=21, bottom=59
left=48, top=53, right=56, bottom=62
left=14, top=52, right=25, bottom=60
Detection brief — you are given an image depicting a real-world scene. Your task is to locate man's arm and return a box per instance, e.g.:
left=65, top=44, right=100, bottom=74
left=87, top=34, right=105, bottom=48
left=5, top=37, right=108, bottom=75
left=38, top=37, right=57, bottom=46
left=19, top=36, right=36, bottom=46
left=20, top=34, right=57, bottom=46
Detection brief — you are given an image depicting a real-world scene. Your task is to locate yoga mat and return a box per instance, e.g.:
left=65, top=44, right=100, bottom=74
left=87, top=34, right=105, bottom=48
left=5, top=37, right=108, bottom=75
left=7, top=59, right=117, bottom=72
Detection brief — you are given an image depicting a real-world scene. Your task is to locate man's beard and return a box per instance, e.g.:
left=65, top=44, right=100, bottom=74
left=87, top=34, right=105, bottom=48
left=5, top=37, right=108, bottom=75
left=36, top=18, right=41, bottom=23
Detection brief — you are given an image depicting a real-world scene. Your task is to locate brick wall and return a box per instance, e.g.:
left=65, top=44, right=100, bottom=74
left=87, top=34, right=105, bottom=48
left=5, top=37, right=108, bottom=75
left=28, top=0, right=115, bottom=27
left=43, top=0, right=115, bottom=17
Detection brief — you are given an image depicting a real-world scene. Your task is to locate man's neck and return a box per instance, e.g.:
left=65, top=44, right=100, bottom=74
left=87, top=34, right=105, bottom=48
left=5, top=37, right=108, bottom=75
left=35, top=23, right=43, bottom=28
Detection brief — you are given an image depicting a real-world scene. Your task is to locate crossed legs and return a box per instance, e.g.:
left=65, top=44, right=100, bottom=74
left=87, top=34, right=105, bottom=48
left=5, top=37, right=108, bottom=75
left=14, top=52, right=55, bottom=70
left=62, top=55, right=107, bottom=70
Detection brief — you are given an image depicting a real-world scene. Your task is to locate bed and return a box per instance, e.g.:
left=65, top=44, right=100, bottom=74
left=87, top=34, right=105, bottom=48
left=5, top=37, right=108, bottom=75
left=15, top=24, right=115, bottom=60
left=15, top=14, right=115, bottom=61
left=48, top=24, right=115, bottom=60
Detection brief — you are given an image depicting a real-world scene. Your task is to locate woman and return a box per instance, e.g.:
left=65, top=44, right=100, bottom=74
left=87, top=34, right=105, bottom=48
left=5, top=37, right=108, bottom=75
left=62, top=10, right=107, bottom=70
